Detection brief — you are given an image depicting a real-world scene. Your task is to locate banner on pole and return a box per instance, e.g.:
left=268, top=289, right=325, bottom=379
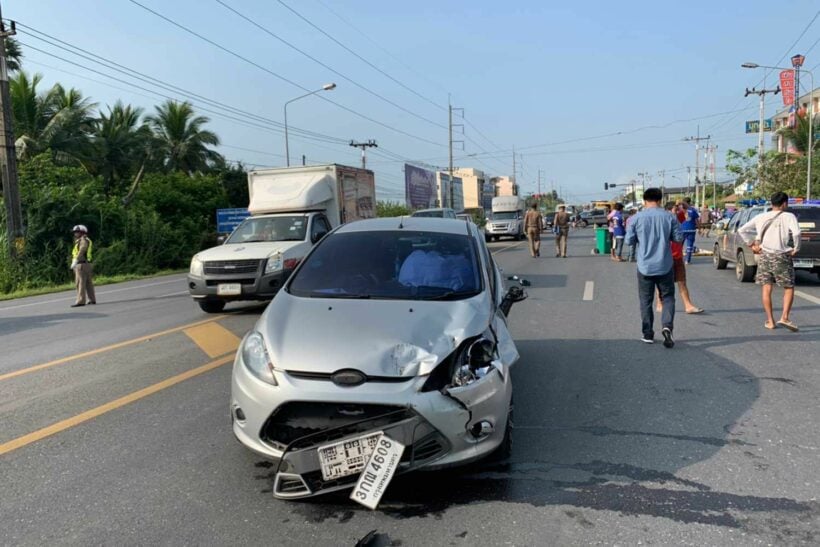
left=745, top=119, right=773, bottom=133
left=780, top=69, right=795, bottom=106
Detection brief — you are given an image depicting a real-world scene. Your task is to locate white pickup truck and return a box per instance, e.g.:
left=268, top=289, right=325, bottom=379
left=486, top=196, right=526, bottom=241
left=188, top=164, right=375, bottom=313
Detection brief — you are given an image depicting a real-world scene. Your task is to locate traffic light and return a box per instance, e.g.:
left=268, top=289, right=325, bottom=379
left=604, top=182, right=609, bottom=190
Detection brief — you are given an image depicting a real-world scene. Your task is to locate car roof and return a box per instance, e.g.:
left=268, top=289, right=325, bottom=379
left=337, top=216, right=474, bottom=235
left=412, top=207, right=454, bottom=214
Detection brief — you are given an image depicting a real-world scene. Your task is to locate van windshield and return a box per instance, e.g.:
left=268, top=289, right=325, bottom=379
left=492, top=212, right=518, bottom=220
left=226, top=216, right=307, bottom=243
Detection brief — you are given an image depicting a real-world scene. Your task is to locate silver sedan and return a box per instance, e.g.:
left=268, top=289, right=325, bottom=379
left=230, top=217, right=527, bottom=499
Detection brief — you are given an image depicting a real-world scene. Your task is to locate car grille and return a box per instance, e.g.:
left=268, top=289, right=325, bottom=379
left=261, top=402, right=410, bottom=451
left=205, top=278, right=256, bottom=286
left=203, top=259, right=261, bottom=275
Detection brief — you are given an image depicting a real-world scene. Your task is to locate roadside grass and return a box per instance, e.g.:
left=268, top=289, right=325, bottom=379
left=0, top=269, right=186, bottom=302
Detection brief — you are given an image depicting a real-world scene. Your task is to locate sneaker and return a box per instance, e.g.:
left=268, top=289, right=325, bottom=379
left=641, top=337, right=654, bottom=344
left=662, top=328, right=674, bottom=348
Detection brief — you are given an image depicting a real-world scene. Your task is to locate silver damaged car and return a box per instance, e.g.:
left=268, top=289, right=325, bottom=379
left=230, top=217, right=527, bottom=499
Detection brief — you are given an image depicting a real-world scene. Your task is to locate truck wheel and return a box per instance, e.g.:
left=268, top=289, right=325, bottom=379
left=713, top=244, right=728, bottom=270
left=736, top=250, right=755, bottom=282
left=198, top=300, right=226, bottom=313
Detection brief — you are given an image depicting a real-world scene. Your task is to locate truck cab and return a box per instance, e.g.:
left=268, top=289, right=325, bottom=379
left=187, top=164, right=375, bottom=313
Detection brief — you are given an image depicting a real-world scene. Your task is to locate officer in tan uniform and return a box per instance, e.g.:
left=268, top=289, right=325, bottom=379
left=524, top=203, right=543, bottom=257
left=70, top=225, right=96, bottom=307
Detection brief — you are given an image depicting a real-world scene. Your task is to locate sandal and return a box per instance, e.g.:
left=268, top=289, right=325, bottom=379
left=776, top=320, right=799, bottom=332
left=685, top=308, right=704, bottom=314
left=764, top=322, right=776, bottom=330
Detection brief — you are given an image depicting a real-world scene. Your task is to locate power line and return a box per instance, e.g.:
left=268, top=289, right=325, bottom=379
left=214, top=0, right=447, bottom=131
left=274, top=0, right=446, bottom=112
left=127, top=0, right=445, bottom=149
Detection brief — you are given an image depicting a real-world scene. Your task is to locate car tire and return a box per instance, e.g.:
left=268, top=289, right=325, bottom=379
left=736, top=250, right=755, bottom=282
left=714, top=244, right=728, bottom=270
left=198, top=299, right=226, bottom=313
left=580, top=220, right=588, bottom=228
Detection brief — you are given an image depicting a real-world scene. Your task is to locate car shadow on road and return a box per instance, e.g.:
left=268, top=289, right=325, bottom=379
left=278, top=338, right=818, bottom=536
left=0, top=312, right=105, bottom=336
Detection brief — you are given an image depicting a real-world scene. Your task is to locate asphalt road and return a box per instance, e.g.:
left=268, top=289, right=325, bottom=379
left=2, top=229, right=819, bottom=546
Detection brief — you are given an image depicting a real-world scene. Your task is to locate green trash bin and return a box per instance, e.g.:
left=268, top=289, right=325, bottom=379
left=595, top=226, right=612, bottom=254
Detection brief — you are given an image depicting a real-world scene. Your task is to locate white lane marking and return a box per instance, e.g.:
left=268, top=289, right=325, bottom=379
left=0, top=277, right=184, bottom=312
left=583, top=281, right=594, bottom=301
left=491, top=241, right=524, bottom=255
left=155, top=290, right=190, bottom=298
left=795, top=290, right=820, bottom=305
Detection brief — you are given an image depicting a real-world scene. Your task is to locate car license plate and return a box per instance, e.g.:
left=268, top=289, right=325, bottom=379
left=217, top=283, right=241, bottom=296
left=793, top=259, right=813, bottom=268
left=350, top=434, right=405, bottom=510
left=318, top=431, right=382, bottom=481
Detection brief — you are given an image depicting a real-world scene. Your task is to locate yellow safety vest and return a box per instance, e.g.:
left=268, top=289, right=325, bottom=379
left=72, top=237, right=93, bottom=262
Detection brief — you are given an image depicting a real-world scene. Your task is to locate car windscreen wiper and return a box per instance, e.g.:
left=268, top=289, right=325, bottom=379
left=418, top=290, right=478, bottom=301
left=307, top=291, right=371, bottom=299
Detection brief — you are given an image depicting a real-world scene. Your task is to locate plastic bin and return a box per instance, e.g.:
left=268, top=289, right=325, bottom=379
left=595, top=226, right=612, bottom=254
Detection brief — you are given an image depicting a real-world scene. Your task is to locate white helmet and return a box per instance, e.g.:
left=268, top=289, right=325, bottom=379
left=72, top=225, right=88, bottom=233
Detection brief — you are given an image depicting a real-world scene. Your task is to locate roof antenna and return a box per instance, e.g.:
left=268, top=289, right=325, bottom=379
left=398, top=215, right=405, bottom=229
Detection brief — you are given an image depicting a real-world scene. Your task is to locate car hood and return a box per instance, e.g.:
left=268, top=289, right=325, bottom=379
left=259, top=292, right=491, bottom=378
left=196, top=241, right=305, bottom=261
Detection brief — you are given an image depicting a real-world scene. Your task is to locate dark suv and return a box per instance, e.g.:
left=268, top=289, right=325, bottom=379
left=713, top=205, right=820, bottom=281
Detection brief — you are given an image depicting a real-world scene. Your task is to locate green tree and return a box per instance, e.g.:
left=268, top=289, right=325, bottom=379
left=777, top=113, right=820, bottom=154
left=9, top=71, right=96, bottom=163
left=4, top=37, right=22, bottom=72
left=87, top=101, right=154, bottom=195
left=147, top=100, right=222, bottom=174
left=376, top=201, right=410, bottom=217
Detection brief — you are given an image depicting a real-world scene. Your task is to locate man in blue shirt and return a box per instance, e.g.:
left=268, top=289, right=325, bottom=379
left=680, top=197, right=699, bottom=264
left=625, top=188, right=683, bottom=348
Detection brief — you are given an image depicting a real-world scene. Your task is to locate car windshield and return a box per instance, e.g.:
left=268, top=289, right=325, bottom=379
left=492, top=212, right=517, bottom=220
left=288, top=230, right=482, bottom=300
left=412, top=210, right=444, bottom=218
left=226, top=216, right=307, bottom=243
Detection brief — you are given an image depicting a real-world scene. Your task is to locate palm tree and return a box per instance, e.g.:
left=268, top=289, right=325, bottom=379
left=88, top=101, right=154, bottom=195
left=4, top=37, right=22, bottom=72
left=9, top=71, right=97, bottom=163
left=146, top=100, right=222, bottom=174
left=777, top=112, right=820, bottom=154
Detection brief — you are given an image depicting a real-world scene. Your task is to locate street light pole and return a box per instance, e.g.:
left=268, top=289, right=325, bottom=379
left=743, top=62, right=815, bottom=200
left=283, top=83, right=336, bottom=167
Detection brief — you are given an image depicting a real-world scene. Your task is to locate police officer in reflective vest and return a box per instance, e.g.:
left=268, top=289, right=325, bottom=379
left=70, top=225, right=96, bottom=307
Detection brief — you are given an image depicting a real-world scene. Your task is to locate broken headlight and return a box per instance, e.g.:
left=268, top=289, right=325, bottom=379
left=421, top=335, right=497, bottom=392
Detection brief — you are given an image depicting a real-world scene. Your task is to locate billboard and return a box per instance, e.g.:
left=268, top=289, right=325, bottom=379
left=404, top=164, right=436, bottom=209
left=745, top=119, right=773, bottom=133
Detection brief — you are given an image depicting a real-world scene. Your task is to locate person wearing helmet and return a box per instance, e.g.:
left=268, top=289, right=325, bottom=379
left=70, top=225, right=96, bottom=307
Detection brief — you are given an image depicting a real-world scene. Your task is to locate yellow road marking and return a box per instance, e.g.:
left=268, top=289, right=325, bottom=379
left=492, top=241, right=524, bottom=255
left=183, top=322, right=241, bottom=358
left=0, top=315, right=226, bottom=383
left=0, top=354, right=234, bottom=456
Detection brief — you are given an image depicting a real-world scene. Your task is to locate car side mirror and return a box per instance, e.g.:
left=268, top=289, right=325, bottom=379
left=499, top=285, right=527, bottom=316
left=217, top=235, right=227, bottom=245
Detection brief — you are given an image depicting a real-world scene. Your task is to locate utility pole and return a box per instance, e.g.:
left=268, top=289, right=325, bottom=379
left=447, top=97, right=464, bottom=207
left=684, top=126, right=710, bottom=207
left=657, top=169, right=666, bottom=201
left=349, top=139, right=378, bottom=169
left=512, top=145, right=516, bottom=195
left=0, top=11, right=22, bottom=259
left=745, top=85, right=779, bottom=184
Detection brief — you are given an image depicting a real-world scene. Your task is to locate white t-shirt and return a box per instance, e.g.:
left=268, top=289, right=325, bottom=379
left=738, top=210, right=801, bottom=254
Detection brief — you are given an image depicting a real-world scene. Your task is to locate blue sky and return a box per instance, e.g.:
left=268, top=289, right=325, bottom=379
left=6, top=0, right=820, bottom=203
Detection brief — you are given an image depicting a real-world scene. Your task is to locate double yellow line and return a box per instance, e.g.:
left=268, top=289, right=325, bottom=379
left=0, top=315, right=237, bottom=456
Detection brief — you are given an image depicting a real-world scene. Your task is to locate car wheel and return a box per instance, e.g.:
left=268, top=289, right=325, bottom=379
left=198, top=299, right=226, bottom=313
left=713, top=244, right=728, bottom=270
left=580, top=220, right=588, bottom=228
left=736, top=250, right=755, bottom=282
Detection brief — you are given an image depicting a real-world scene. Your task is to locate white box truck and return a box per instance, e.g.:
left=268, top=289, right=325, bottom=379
left=188, top=164, right=375, bottom=312
left=486, top=196, right=526, bottom=241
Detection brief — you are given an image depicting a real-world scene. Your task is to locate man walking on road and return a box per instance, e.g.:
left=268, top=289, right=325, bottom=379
left=611, top=203, right=626, bottom=261
left=738, top=192, right=801, bottom=332
left=524, top=203, right=543, bottom=258
left=680, top=197, right=699, bottom=264
left=70, top=225, right=96, bottom=308
left=656, top=202, right=704, bottom=314
left=553, top=205, right=570, bottom=257
left=625, top=188, right=683, bottom=348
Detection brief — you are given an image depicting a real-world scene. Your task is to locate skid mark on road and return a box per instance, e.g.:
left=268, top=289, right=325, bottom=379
left=0, top=354, right=234, bottom=456
left=184, top=322, right=241, bottom=358
left=0, top=315, right=226, bottom=382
